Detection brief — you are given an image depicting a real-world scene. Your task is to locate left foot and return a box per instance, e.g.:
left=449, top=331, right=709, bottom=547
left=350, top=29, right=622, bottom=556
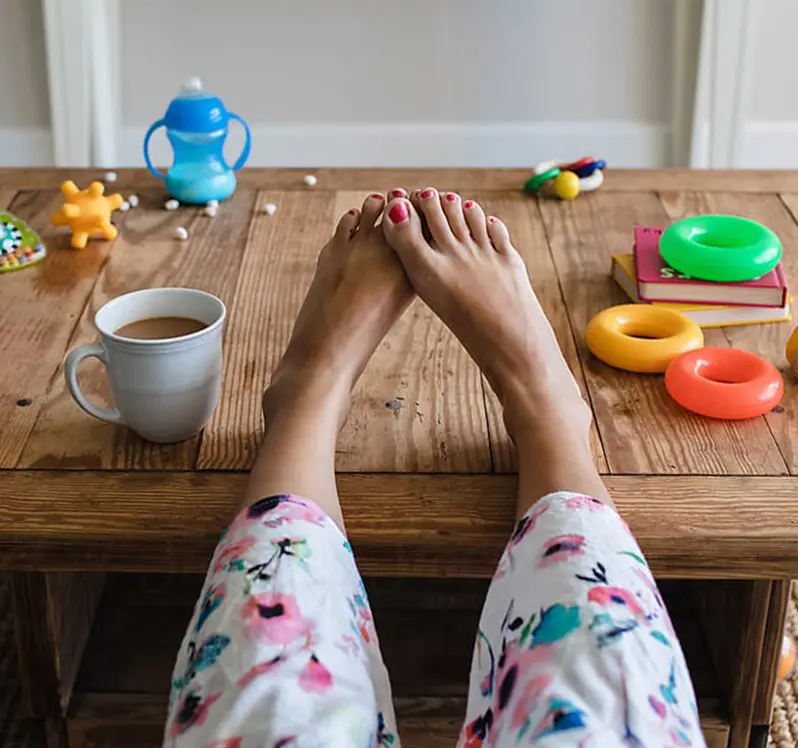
left=264, top=192, right=414, bottom=427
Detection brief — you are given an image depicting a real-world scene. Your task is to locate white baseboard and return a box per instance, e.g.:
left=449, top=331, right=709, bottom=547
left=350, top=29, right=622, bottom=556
left=0, top=129, right=54, bottom=167
left=123, top=121, right=671, bottom=169
left=739, top=122, right=798, bottom=168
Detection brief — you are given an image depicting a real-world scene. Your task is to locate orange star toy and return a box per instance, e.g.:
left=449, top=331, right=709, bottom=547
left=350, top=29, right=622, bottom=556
left=52, top=180, right=125, bottom=249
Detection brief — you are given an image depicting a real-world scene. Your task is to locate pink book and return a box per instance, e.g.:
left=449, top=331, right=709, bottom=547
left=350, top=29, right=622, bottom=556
left=633, top=226, right=788, bottom=307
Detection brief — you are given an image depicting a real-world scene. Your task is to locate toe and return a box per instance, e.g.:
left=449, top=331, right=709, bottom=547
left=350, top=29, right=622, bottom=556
left=389, top=187, right=408, bottom=201
left=335, top=207, right=360, bottom=240
left=487, top=216, right=516, bottom=255
left=383, top=197, right=438, bottom=268
left=441, top=192, right=471, bottom=243
left=463, top=199, right=490, bottom=247
left=417, top=187, right=457, bottom=249
left=359, top=193, right=386, bottom=229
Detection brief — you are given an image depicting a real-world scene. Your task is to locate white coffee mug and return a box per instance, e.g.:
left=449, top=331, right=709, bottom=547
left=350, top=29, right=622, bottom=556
left=64, top=287, right=226, bottom=443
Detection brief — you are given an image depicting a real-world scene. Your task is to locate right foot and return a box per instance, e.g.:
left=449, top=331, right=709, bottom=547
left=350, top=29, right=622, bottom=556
left=382, top=188, right=590, bottom=443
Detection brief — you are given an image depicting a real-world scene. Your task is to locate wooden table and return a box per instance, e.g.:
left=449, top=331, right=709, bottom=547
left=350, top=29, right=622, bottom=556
left=1, top=168, right=798, bottom=748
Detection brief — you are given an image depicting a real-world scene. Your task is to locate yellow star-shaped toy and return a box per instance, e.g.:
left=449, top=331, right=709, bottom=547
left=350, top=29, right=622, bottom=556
left=52, top=180, right=124, bottom=249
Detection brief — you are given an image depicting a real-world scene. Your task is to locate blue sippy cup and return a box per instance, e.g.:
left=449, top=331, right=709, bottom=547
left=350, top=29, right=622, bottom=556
left=143, top=78, right=251, bottom=204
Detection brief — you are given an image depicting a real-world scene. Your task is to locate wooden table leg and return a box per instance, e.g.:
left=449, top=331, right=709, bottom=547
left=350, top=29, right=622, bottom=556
left=751, top=580, right=792, bottom=747
left=10, top=571, right=106, bottom=748
left=689, top=580, right=772, bottom=748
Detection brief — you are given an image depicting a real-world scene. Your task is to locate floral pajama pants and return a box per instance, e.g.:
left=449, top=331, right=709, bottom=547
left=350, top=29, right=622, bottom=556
left=163, top=492, right=706, bottom=747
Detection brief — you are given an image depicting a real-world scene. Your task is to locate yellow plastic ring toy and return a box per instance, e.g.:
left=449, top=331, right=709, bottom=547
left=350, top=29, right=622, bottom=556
left=586, top=304, right=704, bottom=373
left=786, top=325, right=798, bottom=376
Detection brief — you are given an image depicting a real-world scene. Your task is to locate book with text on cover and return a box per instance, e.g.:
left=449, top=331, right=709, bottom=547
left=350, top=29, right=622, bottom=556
left=634, top=226, right=788, bottom=307
left=611, top=253, right=791, bottom=328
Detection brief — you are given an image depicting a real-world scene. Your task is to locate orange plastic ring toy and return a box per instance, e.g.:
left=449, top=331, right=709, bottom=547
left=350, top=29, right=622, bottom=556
left=665, top=348, right=783, bottom=420
left=585, top=304, right=704, bottom=373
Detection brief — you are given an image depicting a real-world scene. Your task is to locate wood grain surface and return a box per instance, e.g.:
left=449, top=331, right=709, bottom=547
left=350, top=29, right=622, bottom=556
left=0, top=190, right=117, bottom=468
left=540, top=190, right=787, bottom=475
left=1, top=471, right=797, bottom=579
left=16, top=190, right=256, bottom=470
left=196, top=190, right=334, bottom=470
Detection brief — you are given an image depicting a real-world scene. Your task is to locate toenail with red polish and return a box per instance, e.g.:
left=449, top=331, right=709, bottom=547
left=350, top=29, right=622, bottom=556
left=388, top=202, right=410, bottom=224
left=446, top=193, right=458, bottom=201
left=488, top=216, right=497, bottom=224
left=348, top=209, right=358, bottom=215
left=464, top=201, right=475, bottom=209
left=391, top=189, right=407, bottom=198
left=370, top=193, right=383, bottom=200
left=421, top=189, right=435, bottom=199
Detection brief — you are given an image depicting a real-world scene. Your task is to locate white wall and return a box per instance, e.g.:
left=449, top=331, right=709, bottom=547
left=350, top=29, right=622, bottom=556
left=0, top=0, right=53, bottom=165
left=739, top=0, right=798, bottom=167
left=119, top=0, right=680, bottom=168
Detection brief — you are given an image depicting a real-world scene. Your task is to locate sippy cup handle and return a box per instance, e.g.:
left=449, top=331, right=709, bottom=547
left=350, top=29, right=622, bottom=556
left=229, top=113, right=252, bottom=171
left=143, top=119, right=166, bottom=180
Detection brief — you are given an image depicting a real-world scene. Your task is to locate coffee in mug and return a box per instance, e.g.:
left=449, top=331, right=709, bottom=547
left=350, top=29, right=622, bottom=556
left=115, top=316, right=208, bottom=340
left=64, top=288, right=226, bottom=443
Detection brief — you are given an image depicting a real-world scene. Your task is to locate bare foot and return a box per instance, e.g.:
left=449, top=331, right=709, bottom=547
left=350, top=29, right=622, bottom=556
left=382, top=188, right=608, bottom=508
left=265, top=191, right=414, bottom=426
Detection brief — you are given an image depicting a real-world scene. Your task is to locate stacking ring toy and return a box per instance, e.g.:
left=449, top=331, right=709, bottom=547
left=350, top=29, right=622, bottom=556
left=660, top=215, right=782, bottom=282
left=586, top=304, right=703, bottom=373
left=665, top=348, right=783, bottom=420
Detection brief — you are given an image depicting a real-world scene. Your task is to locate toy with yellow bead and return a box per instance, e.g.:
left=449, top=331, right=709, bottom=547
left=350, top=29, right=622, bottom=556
left=523, top=157, right=606, bottom=200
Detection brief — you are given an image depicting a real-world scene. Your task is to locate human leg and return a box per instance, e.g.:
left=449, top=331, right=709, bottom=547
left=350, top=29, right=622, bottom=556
left=383, top=192, right=704, bottom=747
left=163, top=193, right=413, bottom=748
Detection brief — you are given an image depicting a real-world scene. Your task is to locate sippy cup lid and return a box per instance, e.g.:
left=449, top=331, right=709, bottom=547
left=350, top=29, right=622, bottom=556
left=161, top=78, right=230, bottom=133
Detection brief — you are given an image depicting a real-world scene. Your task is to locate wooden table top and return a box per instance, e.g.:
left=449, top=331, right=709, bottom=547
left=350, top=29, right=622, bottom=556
left=1, top=168, right=798, bottom=579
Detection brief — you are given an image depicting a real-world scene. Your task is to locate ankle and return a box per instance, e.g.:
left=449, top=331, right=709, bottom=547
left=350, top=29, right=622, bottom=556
left=262, top=376, right=351, bottom=432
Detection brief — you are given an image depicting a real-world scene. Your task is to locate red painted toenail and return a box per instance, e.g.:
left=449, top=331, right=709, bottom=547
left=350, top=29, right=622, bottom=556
left=464, top=201, right=475, bottom=209
left=348, top=209, right=358, bottom=215
left=488, top=216, right=497, bottom=224
left=421, top=189, right=435, bottom=199
left=446, top=193, right=458, bottom=201
left=391, top=189, right=407, bottom=198
left=388, top=202, right=409, bottom=224
left=370, top=193, right=383, bottom=200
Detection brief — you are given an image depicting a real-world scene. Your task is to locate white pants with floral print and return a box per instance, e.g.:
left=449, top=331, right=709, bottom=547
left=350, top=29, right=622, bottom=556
left=163, top=492, right=705, bottom=748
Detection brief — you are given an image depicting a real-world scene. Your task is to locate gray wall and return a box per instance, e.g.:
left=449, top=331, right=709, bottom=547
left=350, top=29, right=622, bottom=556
left=1, top=0, right=796, bottom=167
left=121, top=0, right=673, bottom=126
left=0, top=0, right=50, bottom=128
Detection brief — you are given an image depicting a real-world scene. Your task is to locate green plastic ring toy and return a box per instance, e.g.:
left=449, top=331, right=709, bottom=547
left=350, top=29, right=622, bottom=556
left=524, top=167, right=561, bottom=194
left=659, top=214, right=782, bottom=283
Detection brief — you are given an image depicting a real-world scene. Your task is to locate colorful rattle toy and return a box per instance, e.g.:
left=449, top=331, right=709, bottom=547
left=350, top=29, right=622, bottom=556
left=585, top=304, right=703, bottom=373
left=0, top=211, right=46, bottom=272
left=523, top=157, right=607, bottom=200
left=51, top=181, right=124, bottom=249
left=665, top=348, right=783, bottom=420
left=660, top=215, right=781, bottom=283
left=144, top=77, right=252, bottom=205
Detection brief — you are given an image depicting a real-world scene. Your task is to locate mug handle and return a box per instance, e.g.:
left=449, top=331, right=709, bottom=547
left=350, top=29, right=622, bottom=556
left=229, top=112, right=252, bottom=171
left=64, top=343, right=125, bottom=426
left=143, top=119, right=167, bottom=180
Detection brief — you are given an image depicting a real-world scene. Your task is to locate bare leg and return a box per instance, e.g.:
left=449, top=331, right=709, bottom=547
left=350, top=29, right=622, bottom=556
left=382, top=189, right=612, bottom=518
left=240, top=192, right=414, bottom=529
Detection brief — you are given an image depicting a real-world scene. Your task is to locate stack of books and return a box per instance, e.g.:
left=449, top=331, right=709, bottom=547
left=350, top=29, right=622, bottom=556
left=610, top=226, right=791, bottom=328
